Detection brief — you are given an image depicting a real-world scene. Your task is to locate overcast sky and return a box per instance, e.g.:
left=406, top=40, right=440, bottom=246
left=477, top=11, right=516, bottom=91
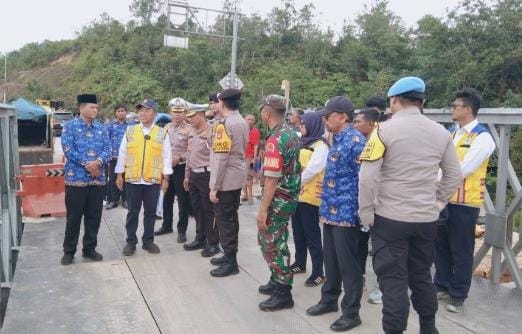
left=0, top=0, right=462, bottom=53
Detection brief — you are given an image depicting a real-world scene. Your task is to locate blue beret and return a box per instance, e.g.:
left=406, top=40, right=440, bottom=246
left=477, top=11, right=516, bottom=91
left=387, top=77, right=425, bottom=97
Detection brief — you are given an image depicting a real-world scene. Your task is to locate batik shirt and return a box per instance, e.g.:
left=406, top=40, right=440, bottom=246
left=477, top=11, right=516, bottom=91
left=262, top=123, right=301, bottom=199
left=107, top=119, right=132, bottom=158
left=61, top=117, right=111, bottom=186
left=320, top=125, right=366, bottom=226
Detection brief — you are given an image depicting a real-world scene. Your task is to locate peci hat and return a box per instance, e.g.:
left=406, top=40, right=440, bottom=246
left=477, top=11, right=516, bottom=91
left=259, top=94, right=287, bottom=113
left=218, top=88, right=241, bottom=102
left=324, top=96, right=354, bottom=116
left=136, top=99, right=158, bottom=110
left=387, top=77, right=425, bottom=98
left=77, top=94, right=97, bottom=104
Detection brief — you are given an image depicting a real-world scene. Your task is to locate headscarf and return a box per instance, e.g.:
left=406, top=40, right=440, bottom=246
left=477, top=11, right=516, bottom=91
left=299, top=112, right=326, bottom=148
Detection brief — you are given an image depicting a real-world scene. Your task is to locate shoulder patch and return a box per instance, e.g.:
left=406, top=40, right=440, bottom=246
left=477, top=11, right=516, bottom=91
left=359, top=126, right=385, bottom=162
left=263, top=136, right=283, bottom=172
left=212, top=123, right=232, bottom=153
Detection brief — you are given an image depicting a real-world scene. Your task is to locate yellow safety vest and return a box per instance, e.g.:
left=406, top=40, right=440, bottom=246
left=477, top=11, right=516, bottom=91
left=450, top=124, right=490, bottom=207
left=298, top=140, right=326, bottom=206
left=125, top=125, right=165, bottom=184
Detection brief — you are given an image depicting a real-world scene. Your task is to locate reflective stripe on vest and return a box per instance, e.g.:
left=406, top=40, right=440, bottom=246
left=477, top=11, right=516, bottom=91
left=449, top=124, right=489, bottom=207
left=125, top=125, right=165, bottom=184
left=298, top=140, right=326, bottom=206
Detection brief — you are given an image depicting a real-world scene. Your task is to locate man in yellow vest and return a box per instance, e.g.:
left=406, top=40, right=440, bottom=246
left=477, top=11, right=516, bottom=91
left=434, top=88, right=495, bottom=313
left=288, top=111, right=328, bottom=288
left=115, top=99, right=173, bottom=256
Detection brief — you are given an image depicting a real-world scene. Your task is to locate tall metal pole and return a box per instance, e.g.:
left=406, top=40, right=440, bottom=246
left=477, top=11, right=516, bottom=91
left=3, top=54, right=6, bottom=103
left=230, top=5, right=239, bottom=88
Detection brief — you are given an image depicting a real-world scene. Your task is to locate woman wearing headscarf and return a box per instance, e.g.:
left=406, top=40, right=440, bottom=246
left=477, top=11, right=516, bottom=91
left=290, top=112, right=329, bottom=286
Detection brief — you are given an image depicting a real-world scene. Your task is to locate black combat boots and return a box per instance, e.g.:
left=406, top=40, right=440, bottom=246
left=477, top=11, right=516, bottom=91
left=258, top=279, right=277, bottom=295
left=210, top=255, right=239, bottom=277
left=259, top=282, right=294, bottom=312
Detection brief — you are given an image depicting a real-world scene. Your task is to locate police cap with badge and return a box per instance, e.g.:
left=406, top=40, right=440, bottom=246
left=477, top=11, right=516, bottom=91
left=168, top=97, right=188, bottom=113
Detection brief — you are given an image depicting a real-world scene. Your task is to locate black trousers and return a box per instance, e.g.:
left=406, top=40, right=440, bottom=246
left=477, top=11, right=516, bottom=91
left=320, top=224, right=363, bottom=318
left=358, top=230, right=370, bottom=275
left=214, top=189, right=241, bottom=257
left=162, top=164, right=191, bottom=233
left=372, top=215, right=438, bottom=334
left=190, top=171, right=218, bottom=245
left=291, top=202, right=324, bottom=277
left=63, top=185, right=105, bottom=255
left=107, top=158, right=127, bottom=203
left=126, top=183, right=160, bottom=244
left=434, top=204, right=479, bottom=300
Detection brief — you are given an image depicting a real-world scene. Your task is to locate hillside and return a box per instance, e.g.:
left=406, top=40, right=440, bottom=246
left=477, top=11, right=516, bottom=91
left=4, top=0, right=522, bottom=117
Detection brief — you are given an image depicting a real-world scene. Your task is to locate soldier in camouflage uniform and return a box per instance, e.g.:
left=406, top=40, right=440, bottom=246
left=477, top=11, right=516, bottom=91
left=256, top=95, right=301, bottom=312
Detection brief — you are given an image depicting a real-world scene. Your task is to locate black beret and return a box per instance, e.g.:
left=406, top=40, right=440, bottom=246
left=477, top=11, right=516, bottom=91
left=324, top=96, right=354, bottom=115
left=365, top=95, right=387, bottom=111
left=218, top=88, right=241, bottom=102
left=208, top=92, right=219, bottom=102
left=77, top=94, right=97, bottom=104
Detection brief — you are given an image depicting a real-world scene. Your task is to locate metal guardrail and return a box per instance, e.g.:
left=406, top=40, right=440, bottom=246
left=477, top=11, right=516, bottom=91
left=424, top=108, right=522, bottom=290
left=0, top=103, right=22, bottom=325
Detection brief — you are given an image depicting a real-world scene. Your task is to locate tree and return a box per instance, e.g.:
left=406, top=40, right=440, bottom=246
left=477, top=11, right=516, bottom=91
left=129, top=0, right=163, bottom=25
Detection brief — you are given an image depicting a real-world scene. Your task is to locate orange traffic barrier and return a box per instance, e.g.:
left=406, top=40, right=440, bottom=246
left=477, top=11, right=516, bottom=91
left=17, top=163, right=66, bottom=218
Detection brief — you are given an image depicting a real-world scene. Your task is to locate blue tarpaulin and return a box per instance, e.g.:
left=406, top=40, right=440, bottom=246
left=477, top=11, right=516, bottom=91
left=10, top=98, right=48, bottom=121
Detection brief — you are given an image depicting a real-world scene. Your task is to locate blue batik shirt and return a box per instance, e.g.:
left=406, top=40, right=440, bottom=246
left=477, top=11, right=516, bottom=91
left=61, top=117, right=111, bottom=186
left=320, top=125, right=366, bottom=227
left=107, top=119, right=132, bottom=158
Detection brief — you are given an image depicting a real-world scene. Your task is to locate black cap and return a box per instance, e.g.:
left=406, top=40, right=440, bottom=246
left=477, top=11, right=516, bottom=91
left=218, top=88, right=241, bottom=102
left=77, top=94, right=97, bottom=104
left=365, top=95, right=387, bottom=111
left=324, top=96, right=354, bottom=116
left=208, top=92, right=219, bottom=102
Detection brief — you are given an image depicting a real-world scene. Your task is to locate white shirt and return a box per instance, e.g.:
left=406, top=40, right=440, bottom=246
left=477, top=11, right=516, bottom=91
left=301, top=141, right=329, bottom=185
left=115, top=123, right=173, bottom=185
left=453, top=119, right=496, bottom=177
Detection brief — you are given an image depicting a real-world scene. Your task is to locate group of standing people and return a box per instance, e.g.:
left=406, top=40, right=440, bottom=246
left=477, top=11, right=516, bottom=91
left=59, top=75, right=494, bottom=334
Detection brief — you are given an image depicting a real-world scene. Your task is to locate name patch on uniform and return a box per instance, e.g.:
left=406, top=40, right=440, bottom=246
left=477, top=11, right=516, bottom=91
left=263, top=137, right=282, bottom=172
left=212, top=123, right=232, bottom=153
left=359, top=126, right=385, bottom=162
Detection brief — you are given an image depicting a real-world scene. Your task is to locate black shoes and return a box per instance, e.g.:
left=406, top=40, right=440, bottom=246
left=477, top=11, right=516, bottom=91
left=306, top=303, right=339, bottom=316
left=154, top=227, right=174, bottom=236
left=258, top=279, right=277, bottom=295
left=61, top=253, right=73, bottom=265
left=142, top=242, right=160, bottom=254
left=330, top=315, right=362, bottom=332
left=259, top=283, right=294, bottom=312
left=305, top=275, right=325, bottom=287
left=290, top=263, right=306, bottom=274
left=210, top=256, right=239, bottom=277
left=105, top=202, right=118, bottom=210
left=123, top=242, right=136, bottom=256
left=82, top=250, right=103, bottom=261
left=210, top=255, right=227, bottom=266
left=121, top=201, right=128, bottom=209
left=177, top=232, right=187, bottom=243
left=201, top=244, right=220, bottom=257
left=183, top=240, right=206, bottom=251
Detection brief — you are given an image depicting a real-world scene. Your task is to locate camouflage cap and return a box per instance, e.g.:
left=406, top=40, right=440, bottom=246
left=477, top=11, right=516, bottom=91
left=259, top=94, right=287, bottom=113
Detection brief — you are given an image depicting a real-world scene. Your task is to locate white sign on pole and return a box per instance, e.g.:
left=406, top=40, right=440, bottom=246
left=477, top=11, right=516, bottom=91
left=164, top=35, right=189, bottom=49
left=219, top=72, right=244, bottom=90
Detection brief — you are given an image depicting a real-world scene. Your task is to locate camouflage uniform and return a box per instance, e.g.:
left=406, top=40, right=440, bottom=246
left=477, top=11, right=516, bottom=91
left=259, top=123, right=301, bottom=285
